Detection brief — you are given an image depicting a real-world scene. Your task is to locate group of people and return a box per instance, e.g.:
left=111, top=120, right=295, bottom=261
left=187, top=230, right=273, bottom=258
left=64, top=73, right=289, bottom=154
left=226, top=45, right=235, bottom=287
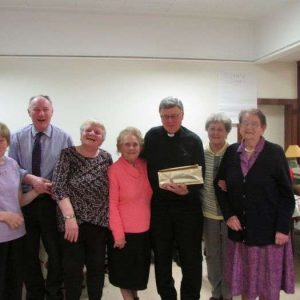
left=0, top=94, right=295, bottom=300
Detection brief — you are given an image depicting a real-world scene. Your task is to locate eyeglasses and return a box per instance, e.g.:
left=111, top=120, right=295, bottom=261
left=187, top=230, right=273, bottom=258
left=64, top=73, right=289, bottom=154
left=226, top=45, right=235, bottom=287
left=160, top=113, right=182, bottom=121
left=240, top=121, right=260, bottom=128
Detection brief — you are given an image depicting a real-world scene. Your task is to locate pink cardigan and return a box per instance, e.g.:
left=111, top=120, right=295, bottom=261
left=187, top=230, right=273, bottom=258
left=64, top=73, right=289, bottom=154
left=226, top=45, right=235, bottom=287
left=108, top=156, right=152, bottom=242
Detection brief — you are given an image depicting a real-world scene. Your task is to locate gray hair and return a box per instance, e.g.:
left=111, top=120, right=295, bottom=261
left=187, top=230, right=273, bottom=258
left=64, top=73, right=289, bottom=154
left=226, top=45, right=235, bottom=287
left=28, top=95, right=52, bottom=107
left=239, top=108, right=267, bottom=127
left=205, top=112, right=232, bottom=133
left=159, top=97, right=184, bottom=112
left=117, top=127, right=143, bottom=152
left=80, top=119, right=106, bottom=140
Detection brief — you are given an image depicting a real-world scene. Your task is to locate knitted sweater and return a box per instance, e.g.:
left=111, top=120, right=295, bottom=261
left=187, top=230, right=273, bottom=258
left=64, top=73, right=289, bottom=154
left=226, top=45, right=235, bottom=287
left=202, top=143, right=228, bottom=220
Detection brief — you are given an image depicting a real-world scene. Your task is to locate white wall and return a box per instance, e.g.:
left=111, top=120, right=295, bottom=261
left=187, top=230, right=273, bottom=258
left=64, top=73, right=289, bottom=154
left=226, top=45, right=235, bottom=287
left=256, top=62, right=297, bottom=98
left=2, top=2, right=300, bottom=62
left=0, top=9, right=254, bottom=60
left=0, top=57, right=296, bottom=160
left=258, top=104, right=285, bottom=148
left=254, top=0, right=300, bottom=61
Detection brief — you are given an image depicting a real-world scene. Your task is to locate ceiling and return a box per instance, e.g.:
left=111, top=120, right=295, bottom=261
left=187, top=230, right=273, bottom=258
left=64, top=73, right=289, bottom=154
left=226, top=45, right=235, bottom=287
left=0, top=0, right=291, bottom=19
left=0, top=0, right=299, bottom=62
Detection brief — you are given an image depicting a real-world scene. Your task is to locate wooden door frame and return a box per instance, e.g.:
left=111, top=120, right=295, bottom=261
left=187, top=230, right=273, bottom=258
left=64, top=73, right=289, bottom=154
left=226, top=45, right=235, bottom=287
left=257, top=98, right=297, bottom=150
left=238, top=62, right=300, bottom=149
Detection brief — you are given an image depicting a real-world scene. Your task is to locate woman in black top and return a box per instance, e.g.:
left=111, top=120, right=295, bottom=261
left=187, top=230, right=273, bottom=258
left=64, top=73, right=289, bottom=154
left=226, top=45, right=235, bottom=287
left=215, top=109, right=295, bottom=300
left=52, top=120, right=112, bottom=300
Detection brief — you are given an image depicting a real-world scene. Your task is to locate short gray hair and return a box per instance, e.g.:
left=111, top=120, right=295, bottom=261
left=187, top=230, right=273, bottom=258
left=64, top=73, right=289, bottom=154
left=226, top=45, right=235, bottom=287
left=80, top=119, right=106, bottom=140
left=117, top=127, right=143, bottom=152
left=28, top=95, right=52, bottom=107
left=159, top=97, right=184, bottom=112
left=239, top=108, right=266, bottom=127
left=205, top=113, right=232, bottom=133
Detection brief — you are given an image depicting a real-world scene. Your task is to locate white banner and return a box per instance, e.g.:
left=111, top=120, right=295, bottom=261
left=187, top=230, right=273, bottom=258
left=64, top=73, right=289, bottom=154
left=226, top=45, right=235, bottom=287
left=218, top=71, right=257, bottom=123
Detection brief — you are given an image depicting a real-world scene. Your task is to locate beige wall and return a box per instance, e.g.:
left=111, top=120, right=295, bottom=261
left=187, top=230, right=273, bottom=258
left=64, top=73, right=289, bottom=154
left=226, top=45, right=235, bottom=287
left=0, top=57, right=296, bottom=159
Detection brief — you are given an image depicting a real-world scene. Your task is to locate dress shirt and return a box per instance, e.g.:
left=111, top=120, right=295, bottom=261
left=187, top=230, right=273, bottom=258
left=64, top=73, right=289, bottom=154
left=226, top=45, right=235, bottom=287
left=8, top=124, right=73, bottom=192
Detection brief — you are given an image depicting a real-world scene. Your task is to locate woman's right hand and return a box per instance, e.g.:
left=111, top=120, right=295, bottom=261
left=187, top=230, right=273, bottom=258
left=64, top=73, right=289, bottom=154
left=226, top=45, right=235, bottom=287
left=29, top=175, right=52, bottom=194
left=2, top=212, right=24, bottom=229
left=114, top=238, right=126, bottom=249
left=226, top=216, right=242, bottom=231
left=64, top=219, right=79, bottom=242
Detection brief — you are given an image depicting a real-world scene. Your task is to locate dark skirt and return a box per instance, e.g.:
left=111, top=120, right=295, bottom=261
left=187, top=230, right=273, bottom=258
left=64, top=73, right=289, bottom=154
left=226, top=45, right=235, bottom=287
left=108, top=230, right=151, bottom=290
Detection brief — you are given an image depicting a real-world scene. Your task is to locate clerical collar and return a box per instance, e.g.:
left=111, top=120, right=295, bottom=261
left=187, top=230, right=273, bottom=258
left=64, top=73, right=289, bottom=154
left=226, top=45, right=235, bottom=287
left=163, top=127, right=181, bottom=137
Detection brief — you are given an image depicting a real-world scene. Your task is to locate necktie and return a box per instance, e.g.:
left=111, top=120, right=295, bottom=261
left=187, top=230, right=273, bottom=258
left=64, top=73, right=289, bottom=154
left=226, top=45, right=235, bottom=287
left=32, top=132, right=44, bottom=176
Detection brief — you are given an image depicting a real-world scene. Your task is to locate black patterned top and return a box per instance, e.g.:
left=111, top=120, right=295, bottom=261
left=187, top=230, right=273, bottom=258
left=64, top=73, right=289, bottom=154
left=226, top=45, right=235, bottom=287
left=52, top=146, right=112, bottom=232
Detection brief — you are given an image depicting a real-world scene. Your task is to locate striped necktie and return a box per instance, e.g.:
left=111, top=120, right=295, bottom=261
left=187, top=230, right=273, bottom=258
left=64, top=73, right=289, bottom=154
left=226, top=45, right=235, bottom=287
left=32, top=132, right=44, bottom=176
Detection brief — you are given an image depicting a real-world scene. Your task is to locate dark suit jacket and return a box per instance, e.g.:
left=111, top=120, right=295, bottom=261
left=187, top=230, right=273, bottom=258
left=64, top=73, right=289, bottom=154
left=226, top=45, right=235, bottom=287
left=215, top=141, right=295, bottom=246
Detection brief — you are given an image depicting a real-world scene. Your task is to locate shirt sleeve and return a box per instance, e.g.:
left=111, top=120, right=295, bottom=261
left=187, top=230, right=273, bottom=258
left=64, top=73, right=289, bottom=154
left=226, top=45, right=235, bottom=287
left=8, top=134, right=19, bottom=162
left=52, top=149, right=71, bottom=202
left=197, top=136, right=206, bottom=179
left=8, top=133, right=29, bottom=179
left=67, top=135, right=74, bottom=147
left=274, top=148, right=295, bottom=234
left=214, top=147, right=235, bottom=220
left=187, top=134, right=205, bottom=193
left=108, top=166, right=125, bottom=242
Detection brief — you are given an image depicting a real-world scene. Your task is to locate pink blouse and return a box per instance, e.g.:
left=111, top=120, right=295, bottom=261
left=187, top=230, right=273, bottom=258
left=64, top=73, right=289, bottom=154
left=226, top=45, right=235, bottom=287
left=108, top=156, right=152, bottom=242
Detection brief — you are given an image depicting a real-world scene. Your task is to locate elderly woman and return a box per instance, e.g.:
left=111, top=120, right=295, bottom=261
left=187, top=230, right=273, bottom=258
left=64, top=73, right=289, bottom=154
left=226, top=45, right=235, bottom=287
left=202, top=113, right=232, bottom=300
left=52, top=120, right=112, bottom=300
left=0, top=122, right=39, bottom=300
left=215, top=109, right=295, bottom=300
left=108, top=127, right=152, bottom=300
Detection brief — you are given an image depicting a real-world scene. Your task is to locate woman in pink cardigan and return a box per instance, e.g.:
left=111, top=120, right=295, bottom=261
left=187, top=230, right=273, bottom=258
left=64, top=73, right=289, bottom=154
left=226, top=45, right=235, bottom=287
left=108, top=127, right=153, bottom=300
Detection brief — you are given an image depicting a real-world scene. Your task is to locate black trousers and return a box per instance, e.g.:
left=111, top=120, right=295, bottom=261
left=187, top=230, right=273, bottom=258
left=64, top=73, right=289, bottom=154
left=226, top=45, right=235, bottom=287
left=61, top=223, right=107, bottom=300
left=0, top=236, right=24, bottom=300
left=151, top=203, right=203, bottom=300
left=22, top=195, right=63, bottom=300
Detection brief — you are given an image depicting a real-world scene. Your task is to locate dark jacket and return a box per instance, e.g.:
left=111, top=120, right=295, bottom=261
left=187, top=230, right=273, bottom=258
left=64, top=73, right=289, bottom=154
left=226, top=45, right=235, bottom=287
left=215, top=141, right=295, bottom=246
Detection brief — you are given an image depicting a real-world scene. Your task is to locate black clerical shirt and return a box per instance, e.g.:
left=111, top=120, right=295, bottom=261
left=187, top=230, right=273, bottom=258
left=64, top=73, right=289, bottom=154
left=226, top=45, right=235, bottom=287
left=142, top=126, right=205, bottom=207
